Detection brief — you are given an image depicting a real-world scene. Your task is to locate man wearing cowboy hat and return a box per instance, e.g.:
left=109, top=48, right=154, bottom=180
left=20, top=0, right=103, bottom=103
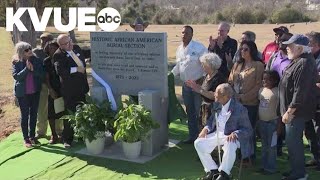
left=130, top=17, right=149, bottom=32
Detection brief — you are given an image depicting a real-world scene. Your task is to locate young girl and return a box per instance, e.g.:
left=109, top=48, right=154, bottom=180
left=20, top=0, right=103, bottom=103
left=258, top=70, right=280, bottom=174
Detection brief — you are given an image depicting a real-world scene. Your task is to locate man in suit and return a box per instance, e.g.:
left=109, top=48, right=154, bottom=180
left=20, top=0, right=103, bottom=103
left=194, top=83, right=253, bottom=180
left=54, top=34, right=89, bottom=148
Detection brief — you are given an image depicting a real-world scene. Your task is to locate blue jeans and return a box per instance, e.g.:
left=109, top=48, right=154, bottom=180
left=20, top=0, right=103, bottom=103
left=258, top=119, right=278, bottom=172
left=17, top=92, right=40, bottom=140
left=182, top=84, right=202, bottom=140
left=244, top=105, right=258, bottom=158
left=286, top=116, right=306, bottom=179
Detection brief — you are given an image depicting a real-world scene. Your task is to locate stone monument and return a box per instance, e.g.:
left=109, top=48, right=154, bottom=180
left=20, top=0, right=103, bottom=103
left=90, top=31, right=168, bottom=159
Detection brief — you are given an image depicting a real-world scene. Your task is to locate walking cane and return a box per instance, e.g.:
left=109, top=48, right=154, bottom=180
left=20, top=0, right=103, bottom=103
left=215, top=112, right=222, bottom=166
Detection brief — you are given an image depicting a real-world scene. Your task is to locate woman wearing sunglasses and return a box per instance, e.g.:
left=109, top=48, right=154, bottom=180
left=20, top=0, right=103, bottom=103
left=228, top=40, right=264, bottom=159
left=12, top=41, right=44, bottom=148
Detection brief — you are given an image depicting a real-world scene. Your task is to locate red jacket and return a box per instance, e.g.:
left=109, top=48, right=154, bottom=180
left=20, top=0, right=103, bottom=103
left=262, top=42, right=278, bottom=64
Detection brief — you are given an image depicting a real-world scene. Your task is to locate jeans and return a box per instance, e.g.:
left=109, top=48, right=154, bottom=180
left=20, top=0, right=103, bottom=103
left=17, top=92, right=40, bottom=140
left=258, top=119, right=278, bottom=172
left=244, top=105, right=258, bottom=158
left=182, top=83, right=202, bottom=140
left=305, top=119, right=320, bottom=163
left=285, top=116, right=306, bottom=178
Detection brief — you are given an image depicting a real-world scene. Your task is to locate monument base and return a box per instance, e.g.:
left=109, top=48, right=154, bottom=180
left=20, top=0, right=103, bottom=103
left=75, top=139, right=180, bottom=164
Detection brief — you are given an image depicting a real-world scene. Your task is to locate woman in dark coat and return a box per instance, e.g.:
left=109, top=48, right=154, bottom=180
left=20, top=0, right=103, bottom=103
left=12, top=41, right=44, bottom=147
left=43, top=41, right=63, bottom=144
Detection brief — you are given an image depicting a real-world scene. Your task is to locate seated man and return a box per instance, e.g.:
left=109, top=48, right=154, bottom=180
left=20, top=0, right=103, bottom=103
left=194, top=83, right=253, bottom=180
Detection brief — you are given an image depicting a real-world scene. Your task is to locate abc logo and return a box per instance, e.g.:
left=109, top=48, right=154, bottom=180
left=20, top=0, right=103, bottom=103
left=97, top=7, right=121, bottom=32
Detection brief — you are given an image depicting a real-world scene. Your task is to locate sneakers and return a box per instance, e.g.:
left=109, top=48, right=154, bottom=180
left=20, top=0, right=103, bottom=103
left=24, top=139, right=32, bottom=148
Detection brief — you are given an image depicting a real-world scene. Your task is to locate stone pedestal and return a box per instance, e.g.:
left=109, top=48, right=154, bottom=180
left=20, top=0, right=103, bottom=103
left=139, top=90, right=168, bottom=156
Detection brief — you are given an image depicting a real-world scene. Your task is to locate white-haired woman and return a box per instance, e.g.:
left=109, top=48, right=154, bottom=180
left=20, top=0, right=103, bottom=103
left=12, top=41, right=44, bottom=148
left=186, top=53, right=225, bottom=129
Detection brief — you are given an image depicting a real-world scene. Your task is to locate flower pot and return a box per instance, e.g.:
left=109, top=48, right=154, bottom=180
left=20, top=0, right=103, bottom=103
left=122, top=141, right=141, bottom=159
left=85, top=132, right=106, bottom=155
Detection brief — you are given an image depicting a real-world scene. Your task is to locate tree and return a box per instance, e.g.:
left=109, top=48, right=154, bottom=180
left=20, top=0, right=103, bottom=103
left=12, top=0, right=37, bottom=47
left=96, top=0, right=109, bottom=13
left=45, top=0, right=78, bottom=43
left=120, top=0, right=143, bottom=23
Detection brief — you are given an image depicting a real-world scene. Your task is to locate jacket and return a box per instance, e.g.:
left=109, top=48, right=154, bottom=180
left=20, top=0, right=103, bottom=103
left=205, top=98, right=253, bottom=158
left=12, top=56, right=44, bottom=97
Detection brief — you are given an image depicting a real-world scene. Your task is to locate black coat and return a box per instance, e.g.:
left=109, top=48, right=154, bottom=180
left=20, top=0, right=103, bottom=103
left=53, top=45, right=89, bottom=98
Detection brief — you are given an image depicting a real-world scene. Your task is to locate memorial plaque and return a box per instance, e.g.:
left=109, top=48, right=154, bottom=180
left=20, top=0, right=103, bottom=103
left=90, top=32, right=168, bottom=98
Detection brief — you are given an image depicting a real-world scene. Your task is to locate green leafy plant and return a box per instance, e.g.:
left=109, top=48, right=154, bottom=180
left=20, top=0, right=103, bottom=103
left=113, top=103, right=160, bottom=143
left=60, top=98, right=115, bottom=142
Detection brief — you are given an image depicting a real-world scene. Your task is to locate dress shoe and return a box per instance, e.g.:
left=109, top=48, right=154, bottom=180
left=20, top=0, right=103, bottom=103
left=63, top=142, right=71, bottom=148
left=216, top=171, right=230, bottom=180
left=29, top=138, right=41, bottom=146
left=49, top=136, right=59, bottom=144
left=305, top=159, right=317, bottom=167
left=200, top=169, right=219, bottom=180
left=182, top=138, right=195, bottom=144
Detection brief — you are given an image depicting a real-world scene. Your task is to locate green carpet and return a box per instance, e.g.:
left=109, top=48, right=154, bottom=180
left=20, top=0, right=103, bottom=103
left=0, top=121, right=319, bottom=180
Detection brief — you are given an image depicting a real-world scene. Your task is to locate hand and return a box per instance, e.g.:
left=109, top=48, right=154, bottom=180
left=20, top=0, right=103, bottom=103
left=209, top=36, right=217, bottom=48
left=185, top=80, right=201, bottom=93
left=217, top=36, right=224, bottom=48
left=49, top=89, right=58, bottom=99
left=77, top=66, right=85, bottom=73
left=316, top=83, right=320, bottom=88
left=225, top=52, right=232, bottom=63
left=198, top=128, right=208, bottom=138
left=227, top=132, right=237, bottom=142
left=26, top=60, right=33, bottom=71
left=282, top=111, right=294, bottom=124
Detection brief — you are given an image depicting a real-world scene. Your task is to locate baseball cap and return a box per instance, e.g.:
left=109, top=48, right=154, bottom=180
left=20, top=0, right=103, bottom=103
left=282, top=34, right=309, bottom=46
left=273, top=26, right=289, bottom=34
left=40, top=33, right=54, bottom=40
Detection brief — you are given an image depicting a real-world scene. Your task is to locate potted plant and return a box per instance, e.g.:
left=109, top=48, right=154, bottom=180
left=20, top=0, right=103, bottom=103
left=61, top=98, right=115, bottom=155
left=113, top=103, right=160, bottom=159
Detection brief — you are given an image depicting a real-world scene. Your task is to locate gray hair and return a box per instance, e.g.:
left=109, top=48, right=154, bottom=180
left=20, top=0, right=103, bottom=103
left=242, top=31, right=256, bottom=42
left=306, top=31, right=320, bottom=46
left=200, top=53, right=222, bottom=70
left=15, top=41, right=32, bottom=60
left=219, top=22, right=231, bottom=31
left=217, top=83, right=234, bottom=98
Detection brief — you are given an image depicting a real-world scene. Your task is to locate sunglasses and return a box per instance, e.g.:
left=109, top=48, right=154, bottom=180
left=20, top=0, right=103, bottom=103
left=240, top=47, right=249, bottom=52
left=275, top=33, right=283, bottom=37
left=24, top=47, right=32, bottom=52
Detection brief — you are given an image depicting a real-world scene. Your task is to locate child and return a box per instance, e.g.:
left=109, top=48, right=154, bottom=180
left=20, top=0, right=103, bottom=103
left=257, top=70, right=280, bottom=175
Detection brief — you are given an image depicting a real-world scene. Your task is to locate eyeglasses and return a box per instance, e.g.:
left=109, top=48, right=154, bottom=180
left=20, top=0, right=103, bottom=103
left=240, top=47, right=249, bottom=52
left=275, top=33, right=283, bottom=37
left=24, top=47, right=32, bottom=52
left=60, top=39, right=72, bottom=46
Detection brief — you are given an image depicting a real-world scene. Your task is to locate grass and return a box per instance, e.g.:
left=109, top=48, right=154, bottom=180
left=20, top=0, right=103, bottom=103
left=0, top=120, right=319, bottom=180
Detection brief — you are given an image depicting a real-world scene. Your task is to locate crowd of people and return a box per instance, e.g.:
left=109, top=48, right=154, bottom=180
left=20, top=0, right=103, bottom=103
left=10, top=17, right=320, bottom=180
left=171, top=23, right=320, bottom=180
